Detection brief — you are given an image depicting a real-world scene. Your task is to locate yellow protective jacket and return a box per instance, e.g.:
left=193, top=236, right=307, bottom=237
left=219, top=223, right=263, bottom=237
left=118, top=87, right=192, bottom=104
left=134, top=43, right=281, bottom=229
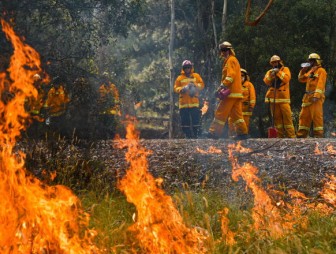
left=25, top=88, right=45, bottom=115
left=242, top=80, right=256, bottom=115
left=44, top=86, right=70, bottom=116
left=221, top=55, right=243, bottom=98
left=174, top=68, right=204, bottom=109
left=99, top=82, right=120, bottom=115
left=263, top=66, right=291, bottom=103
left=298, top=66, right=327, bottom=107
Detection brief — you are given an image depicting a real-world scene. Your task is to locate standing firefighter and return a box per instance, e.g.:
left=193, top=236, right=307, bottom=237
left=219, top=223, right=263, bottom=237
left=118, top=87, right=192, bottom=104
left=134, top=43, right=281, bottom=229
left=263, top=55, right=296, bottom=138
left=208, top=41, right=248, bottom=140
left=297, top=53, right=327, bottom=138
left=25, top=73, right=46, bottom=138
left=43, top=76, right=70, bottom=136
left=229, top=68, right=256, bottom=135
left=97, top=73, right=120, bottom=139
left=174, top=60, right=205, bottom=138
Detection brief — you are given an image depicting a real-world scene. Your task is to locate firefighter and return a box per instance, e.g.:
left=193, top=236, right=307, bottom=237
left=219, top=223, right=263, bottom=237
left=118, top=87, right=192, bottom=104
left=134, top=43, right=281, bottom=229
left=25, top=73, right=46, bottom=138
left=263, top=55, right=296, bottom=138
left=297, top=53, right=327, bottom=138
left=174, top=60, right=205, bottom=138
left=43, top=76, right=70, bottom=136
left=229, top=68, right=256, bottom=135
left=97, top=72, right=120, bottom=139
left=208, top=41, right=248, bottom=140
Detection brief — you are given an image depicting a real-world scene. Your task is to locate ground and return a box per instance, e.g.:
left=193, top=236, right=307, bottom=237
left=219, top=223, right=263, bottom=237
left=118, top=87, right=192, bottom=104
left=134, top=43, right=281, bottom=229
left=91, top=138, right=336, bottom=202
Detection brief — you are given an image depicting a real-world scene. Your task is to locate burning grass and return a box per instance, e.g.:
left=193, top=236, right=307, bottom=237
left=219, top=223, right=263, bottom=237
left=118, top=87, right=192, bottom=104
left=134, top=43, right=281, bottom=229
left=78, top=188, right=336, bottom=253
left=1, top=19, right=335, bottom=253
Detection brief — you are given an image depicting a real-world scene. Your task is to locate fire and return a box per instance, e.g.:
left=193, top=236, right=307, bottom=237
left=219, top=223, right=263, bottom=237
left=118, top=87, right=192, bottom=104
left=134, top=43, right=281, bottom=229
left=229, top=144, right=300, bottom=239
left=218, top=207, right=236, bottom=246
left=0, top=20, right=98, bottom=253
left=314, top=143, right=323, bottom=155
left=320, top=175, right=336, bottom=207
left=134, top=101, right=142, bottom=110
left=201, top=100, right=209, bottom=115
left=118, top=122, right=208, bottom=253
left=196, top=146, right=222, bottom=154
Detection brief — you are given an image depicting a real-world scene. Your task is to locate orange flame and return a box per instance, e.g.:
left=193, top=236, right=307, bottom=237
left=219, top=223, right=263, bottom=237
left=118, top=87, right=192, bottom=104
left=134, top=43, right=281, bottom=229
left=118, top=122, right=208, bottom=253
left=314, top=143, right=323, bottom=155
left=320, top=175, right=336, bottom=207
left=201, top=100, right=209, bottom=115
left=196, top=146, right=222, bottom=154
left=228, top=144, right=298, bottom=238
left=218, top=207, right=236, bottom=246
left=0, top=19, right=98, bottom=253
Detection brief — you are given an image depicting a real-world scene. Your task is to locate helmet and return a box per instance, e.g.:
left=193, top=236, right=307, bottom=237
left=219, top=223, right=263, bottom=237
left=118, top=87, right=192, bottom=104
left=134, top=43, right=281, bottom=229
left=270, top=55, right=281, bottom=63
left=182, top=60, right=193, bottom=68
left=308, top=53, right=322, bottom=65
left=219, top=41, right=233, bottom=50
left=240, top=68, right=248, bottom=75
left=33, top=73, right=41, bottom=81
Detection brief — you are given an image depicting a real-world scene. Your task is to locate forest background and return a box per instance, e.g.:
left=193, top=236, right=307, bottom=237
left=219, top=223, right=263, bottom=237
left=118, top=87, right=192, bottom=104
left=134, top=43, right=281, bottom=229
left=1, top=0, right=336, bottom=139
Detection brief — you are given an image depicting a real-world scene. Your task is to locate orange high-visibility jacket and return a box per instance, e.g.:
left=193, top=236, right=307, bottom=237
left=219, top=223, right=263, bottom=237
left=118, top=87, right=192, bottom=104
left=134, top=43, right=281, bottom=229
left=242, top=80, right=256, bottom=114
left=174, top=68, right=204, bottom=109
left=221, top=55, right=243, bottom=98
left=298, top=66, right=327, bottom=107
left=26, top=88, right=45, bottom=115
left=44, top=86, right=70, bottom=116
left=99, top=83, right=120, bottom=115
left=263, top=66, right=291, bottom=103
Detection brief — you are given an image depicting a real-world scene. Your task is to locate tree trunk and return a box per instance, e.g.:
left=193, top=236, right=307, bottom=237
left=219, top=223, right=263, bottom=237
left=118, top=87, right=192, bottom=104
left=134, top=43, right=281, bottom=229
left=168, top=0, right=175, bottom=139
left=211, top=0, right=218, bottom=48
left=221, top=0, right=228, bottom=36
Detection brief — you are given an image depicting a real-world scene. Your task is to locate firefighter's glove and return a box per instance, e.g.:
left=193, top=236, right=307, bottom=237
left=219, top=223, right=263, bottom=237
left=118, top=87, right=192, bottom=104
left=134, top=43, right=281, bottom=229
left=180, top=86, right=188, bottom=94
left=188, top=83, right=197, bottom=97
left=270, top=68, right=279, bottom=77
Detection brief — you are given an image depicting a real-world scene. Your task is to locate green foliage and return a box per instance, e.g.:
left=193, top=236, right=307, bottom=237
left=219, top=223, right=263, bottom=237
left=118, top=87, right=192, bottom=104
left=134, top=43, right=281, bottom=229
left=1, top=0, right=336, bottom=138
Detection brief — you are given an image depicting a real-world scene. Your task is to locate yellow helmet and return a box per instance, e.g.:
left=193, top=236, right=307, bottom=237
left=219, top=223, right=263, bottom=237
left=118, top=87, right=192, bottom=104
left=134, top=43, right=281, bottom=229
left=240, top=68, right=248, bottom=75
left=270, top=55, right=281, bottom=63
left=33, top=73, right=41, bottom=81
left=240, top=68, right=250, bottom=81
left=219, top=41, right=233, bottom=50
left=308, top=53, right=322, bottom=65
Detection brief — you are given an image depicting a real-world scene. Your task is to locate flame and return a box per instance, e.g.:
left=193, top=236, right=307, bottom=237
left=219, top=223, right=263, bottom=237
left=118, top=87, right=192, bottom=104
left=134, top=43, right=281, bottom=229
left=218, top=207, right=236, bottom=246
left=228, top=144, right=298, bottom=238
left=0, top=20, right=98, bottom=253
left=326, top=145, right=336, bottom=155
left=320, top=175, right=336, bottom=207
left=134, top=101, right=142, bottom=110
left=196, top=146, right=222, bottom=154
left=118, top=122, right=208, bottom=253
left=314, top=143, right=322, bottom=155
left=201, top=100, right=209, bottom=115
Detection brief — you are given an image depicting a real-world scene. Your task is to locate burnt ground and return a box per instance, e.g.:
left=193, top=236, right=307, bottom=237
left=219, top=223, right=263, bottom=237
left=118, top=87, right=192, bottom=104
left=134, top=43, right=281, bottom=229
left=91, top=138, right=336, bottom=202
left=21, top=137, right=336, bottom=206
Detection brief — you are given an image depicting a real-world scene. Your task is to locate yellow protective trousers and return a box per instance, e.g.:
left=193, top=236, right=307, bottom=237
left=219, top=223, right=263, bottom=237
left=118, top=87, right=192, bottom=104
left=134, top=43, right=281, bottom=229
left=209, top=98, right=247, bottom=137
left=270, top=103, right=296, bottom=138
left=228, top=113, right=251, bottom=136
left=297, top=99, right=324, bottom=138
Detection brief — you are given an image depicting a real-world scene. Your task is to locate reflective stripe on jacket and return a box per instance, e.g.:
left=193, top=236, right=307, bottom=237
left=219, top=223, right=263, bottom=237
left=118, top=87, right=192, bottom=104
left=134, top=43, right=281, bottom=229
left=263, top=66, right=291, bottom=103
left=298, top=66, right=327, bottom=107
left=174, top=68, right=204, bottom=109
left=221, top=55, right=243, bottom=98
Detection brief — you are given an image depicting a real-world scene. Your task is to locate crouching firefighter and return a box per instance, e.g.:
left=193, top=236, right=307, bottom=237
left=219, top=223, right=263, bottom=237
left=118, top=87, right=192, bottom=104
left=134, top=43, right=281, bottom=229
left=174, top=60, right=205, bottom=138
